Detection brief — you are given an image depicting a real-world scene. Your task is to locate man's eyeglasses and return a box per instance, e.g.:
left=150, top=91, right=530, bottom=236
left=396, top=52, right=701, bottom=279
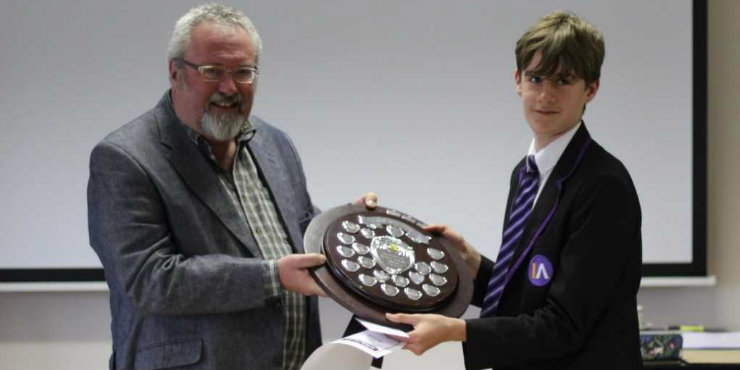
left=177, top=58, right=259, bottom=84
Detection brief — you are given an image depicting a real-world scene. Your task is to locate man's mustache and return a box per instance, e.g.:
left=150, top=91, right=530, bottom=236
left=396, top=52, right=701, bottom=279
left=207, top=93, right=243, bottom=108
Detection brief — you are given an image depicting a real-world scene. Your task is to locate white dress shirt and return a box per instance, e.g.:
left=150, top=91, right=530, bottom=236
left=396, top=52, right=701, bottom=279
left=527, top=121, right=582, bottom=206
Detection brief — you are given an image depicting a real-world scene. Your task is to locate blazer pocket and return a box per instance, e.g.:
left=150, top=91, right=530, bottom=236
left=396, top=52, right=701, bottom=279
left=134, top=337, right=202, bottom=370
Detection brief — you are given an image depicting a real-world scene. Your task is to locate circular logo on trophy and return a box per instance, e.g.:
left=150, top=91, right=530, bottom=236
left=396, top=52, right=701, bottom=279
left=371, top=236, right=415, bottom=275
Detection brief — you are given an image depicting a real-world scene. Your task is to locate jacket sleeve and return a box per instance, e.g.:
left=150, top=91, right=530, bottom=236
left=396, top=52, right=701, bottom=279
left=470, top=255, right=494, bottom=307
left=464, top=173, right=642, bottom=369
left=88, top=140, right=276, bottom=316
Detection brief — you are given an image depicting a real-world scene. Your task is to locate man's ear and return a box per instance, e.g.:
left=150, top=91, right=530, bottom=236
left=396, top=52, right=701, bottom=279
left=168, top=59, right=179, bottom=86
left=514, top=69, right=522, bottom=97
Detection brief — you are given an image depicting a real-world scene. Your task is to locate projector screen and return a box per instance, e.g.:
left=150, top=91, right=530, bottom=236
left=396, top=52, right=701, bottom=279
left=0, top=0, right=705, bottom=281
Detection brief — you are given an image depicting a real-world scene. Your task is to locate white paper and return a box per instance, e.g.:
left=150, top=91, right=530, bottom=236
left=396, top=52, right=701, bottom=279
left=334, top=330, right=406, bottom=358
left=682, top=332, right=740, bottom=349
left=357, top=318, right=410, bottom=339
left=301, top=318, right=412, bottom=369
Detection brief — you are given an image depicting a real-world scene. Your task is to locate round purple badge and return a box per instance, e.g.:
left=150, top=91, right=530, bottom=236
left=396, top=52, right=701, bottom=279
left=528, top=254, right=553, bottom=287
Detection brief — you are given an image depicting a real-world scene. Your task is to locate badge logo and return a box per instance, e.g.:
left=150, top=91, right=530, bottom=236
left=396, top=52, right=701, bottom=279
left=528, top=254, right=553, bottom=287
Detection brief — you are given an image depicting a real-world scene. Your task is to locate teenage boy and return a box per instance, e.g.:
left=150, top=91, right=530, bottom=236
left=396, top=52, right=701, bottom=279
left=387, top=11, right=642, bottom=370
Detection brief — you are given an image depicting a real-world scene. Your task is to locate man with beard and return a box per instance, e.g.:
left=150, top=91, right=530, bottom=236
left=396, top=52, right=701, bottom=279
left=87, top=4, right=375, bottom=370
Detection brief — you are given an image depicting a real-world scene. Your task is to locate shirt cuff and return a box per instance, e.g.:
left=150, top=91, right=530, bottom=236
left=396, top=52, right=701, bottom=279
left=262, top=260, right=282, bottom=299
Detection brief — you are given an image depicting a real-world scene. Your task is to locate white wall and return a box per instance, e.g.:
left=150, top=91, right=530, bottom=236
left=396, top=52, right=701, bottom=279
left=0, top=0, right=698, bottom=271
left=635, top=0, right=740, bottom=332
left=0, top=1, right=738, bottom=369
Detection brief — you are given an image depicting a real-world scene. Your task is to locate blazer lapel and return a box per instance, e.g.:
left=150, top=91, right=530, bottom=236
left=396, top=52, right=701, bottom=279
left=246, top=121, right=304, bottom=253
left=508, top=124, right=593, bottom=276
left=155, top=95, right=262, bottom=258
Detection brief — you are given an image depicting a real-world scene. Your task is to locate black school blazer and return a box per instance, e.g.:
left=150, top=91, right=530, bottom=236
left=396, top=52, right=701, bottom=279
left=463, top=123, right=643, bottom=370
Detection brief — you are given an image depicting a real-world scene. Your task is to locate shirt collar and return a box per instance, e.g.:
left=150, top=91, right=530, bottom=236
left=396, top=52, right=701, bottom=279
left=527, top=121, right=582, bottom=176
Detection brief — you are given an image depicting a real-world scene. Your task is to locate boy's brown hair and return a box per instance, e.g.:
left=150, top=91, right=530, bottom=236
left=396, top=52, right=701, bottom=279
left=516, top=11, right=604, bottom=85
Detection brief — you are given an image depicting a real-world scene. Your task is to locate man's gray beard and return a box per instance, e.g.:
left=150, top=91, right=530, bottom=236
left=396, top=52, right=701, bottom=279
left=200, top=109, right=247, bottom=141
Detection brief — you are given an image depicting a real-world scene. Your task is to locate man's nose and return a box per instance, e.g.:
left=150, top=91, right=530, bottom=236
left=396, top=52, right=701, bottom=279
left=218, top=74, right=238, bottom=95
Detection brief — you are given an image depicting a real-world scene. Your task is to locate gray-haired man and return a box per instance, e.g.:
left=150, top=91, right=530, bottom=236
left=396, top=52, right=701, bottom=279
left=88, top=4, right=375, bottom=369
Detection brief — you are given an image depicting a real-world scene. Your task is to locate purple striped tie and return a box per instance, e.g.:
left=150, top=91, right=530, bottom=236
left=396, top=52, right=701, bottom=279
left=480, top=155, right=539, bottom=317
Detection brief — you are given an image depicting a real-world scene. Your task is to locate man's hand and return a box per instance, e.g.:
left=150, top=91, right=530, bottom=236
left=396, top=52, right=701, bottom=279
left=277, top=253, right=327, bottom=297
left=352, top=192, right=378, bottom=209
left=424, top=224, right=481, bottom=277
left=385, top=312, right=466, bottom=356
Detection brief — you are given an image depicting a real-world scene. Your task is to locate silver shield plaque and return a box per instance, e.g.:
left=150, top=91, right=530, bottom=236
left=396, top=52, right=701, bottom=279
left=370, top=235, right=415, bottom=275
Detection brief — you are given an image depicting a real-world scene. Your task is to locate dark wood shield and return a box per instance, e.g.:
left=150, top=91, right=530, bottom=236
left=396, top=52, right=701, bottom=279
left=305, top=204, right=473, bottom=328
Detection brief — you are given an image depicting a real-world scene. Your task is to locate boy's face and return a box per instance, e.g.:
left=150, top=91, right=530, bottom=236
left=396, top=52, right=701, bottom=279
left=515, top=51, right=599, bottom=150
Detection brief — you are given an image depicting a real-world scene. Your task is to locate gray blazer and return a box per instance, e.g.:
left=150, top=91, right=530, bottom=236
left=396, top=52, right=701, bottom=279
left=88, top=93, right=322, bottom=370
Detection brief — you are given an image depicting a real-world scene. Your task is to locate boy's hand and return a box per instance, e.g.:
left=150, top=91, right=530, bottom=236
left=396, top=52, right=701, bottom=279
left=424, top=224, right=481, bottom=277
left=386, top=312, right=466, bottom=355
